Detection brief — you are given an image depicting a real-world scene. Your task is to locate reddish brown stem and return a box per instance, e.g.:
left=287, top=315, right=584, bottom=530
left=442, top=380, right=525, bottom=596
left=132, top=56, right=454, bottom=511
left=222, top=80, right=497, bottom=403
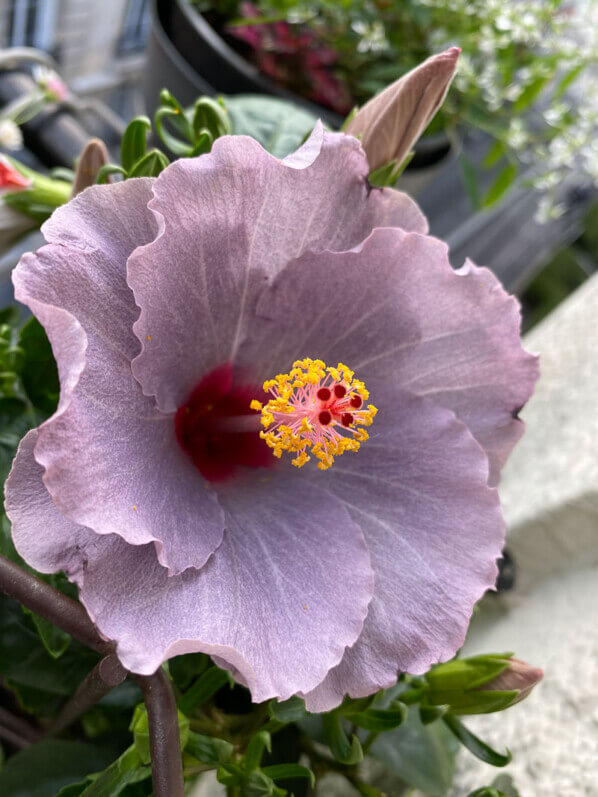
left=0, top=554, right=109, bottom=654
left=134, top=670, right=185, bottom=797
left=0, top=554, right=184, bottom=793
left=46, top=654, right=127, bottom=737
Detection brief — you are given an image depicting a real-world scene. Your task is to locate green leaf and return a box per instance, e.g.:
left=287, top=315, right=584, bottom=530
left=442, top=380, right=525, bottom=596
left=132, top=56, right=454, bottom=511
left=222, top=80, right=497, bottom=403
left=192, top=96, right=232, bottom=141
left=345, top=704, right=408, bottom=732
left=80, top=746, right=151, bottom=796
left=322, top=712, right=363, bottom=765
left=50, top=167, right=76, bottom=182
left=554, top=63, right=585, bottom=99
left=483, top=139, right=505, bottom=168
left=442, top=714, right=511, bottom=767
left=0, top=740, right=116, bottom=797
left=426, top=655, right=514, bottom=692
left=353, top=781, right=386, bottom=797
left=154, top=91, right=195, bottom=156
left=18, top=317, right=59, bottom=415
left=178, top=665, right=233, bottom=715
left=0, top=596, right=99, bottom=713
left=339, top=695, right=377, bottom=714
left=491, top=773, right=521, bottom=796
left=513, top=75, right=551, bottom=112
left=244, top=770, right=285, bottom=796
left=225, top=95, right=319, bottom=159
left=245, top=730, right=271, bottom=772
left=483, top=164, right=518, bottom=207
left=23, top=608, right=71, bottom=659
left=340, top=106, right=358, bottom=131
left=96, top=164, right=127, bottom=184
left=459, top=153, right=482, bottom=211
left=0, top=400, right=32, bottom=510
left=428, top=689, right=519, bottom=716
left=370, top=708, right=458, bottom=796
left=262, top=764, right=315, bottom=788
left=130, top=703, right=189, bottom=765
left=216, top=762, right=244, bottom=786
left=368, top=159, right=399, bottom=188
left=186, top=731, right=233, bottom=765
left=121, top=117, right=151, bottom=173
left=268, top=695, right=307, bottom=723
left=128, top=149, right=170, bottom=178
left=55, top=782, right=91, bottom=797
left=419, top=705, right=448, bottom=724
left=169, top=652, right=209, bottom=690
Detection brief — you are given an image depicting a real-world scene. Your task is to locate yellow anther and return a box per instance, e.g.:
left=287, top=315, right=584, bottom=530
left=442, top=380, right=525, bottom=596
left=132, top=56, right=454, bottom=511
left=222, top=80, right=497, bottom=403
left=254, top=358, right=377, bottom=471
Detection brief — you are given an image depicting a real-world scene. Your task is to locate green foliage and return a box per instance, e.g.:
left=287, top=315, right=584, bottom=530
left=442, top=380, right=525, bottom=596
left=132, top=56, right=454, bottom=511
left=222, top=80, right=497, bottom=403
left=0, top=740, right=117, bottom=796
left=442, top=714, right=511, bottom=767
left=322, top=711, right=364, bottom=765
left=268, top=695, right=307, bottom=724
left=178, top=664, right=234, bottom=714
left=194, top=0, right=592, bottom=207
left=155, top=91, right=232, bottom=157
left=120, top=117, right=152, bottom=173
left=186, top=731, right=234, bottom=764
left=216, top=728, right=314, bottom=795
left=370, top=707, right=459, bottom=796
left=1, top=157, right=72, bottom=221
left=224, top=95, right=319, bottom=158
left=0, top=209, right=526, bottom=796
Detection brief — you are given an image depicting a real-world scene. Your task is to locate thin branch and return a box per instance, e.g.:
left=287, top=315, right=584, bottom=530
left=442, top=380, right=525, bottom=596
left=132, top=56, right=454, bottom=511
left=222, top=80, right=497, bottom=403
left=135, top=670, right=185, bottom=797
left=0, top=706, right=40, bottom=743
left=46, top=655, right=127, bottom=737
left=0, top=554, right=185, bottom=792
left=0, top=723, right=31, bottom=749
left=0, top=554, right=110, bottom=655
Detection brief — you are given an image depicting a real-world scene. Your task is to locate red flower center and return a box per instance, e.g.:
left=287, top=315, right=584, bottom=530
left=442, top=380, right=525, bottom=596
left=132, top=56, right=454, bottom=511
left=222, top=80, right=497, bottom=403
left=175, top=363, right=273, bottom=483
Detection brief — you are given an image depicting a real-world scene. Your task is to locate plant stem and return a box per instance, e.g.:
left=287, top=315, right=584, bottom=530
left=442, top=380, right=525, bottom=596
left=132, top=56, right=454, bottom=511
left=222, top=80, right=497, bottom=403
left=46, top=655, right=127, bottom=737
left=0, top=723, right=31, bottom=749
left=0, top=554, right=111, bottom=655
left=0, top=554, right=185, bottom=794
left=0, top=706, right=40, bottom=743
left=134, top=670, right=185, bottom=797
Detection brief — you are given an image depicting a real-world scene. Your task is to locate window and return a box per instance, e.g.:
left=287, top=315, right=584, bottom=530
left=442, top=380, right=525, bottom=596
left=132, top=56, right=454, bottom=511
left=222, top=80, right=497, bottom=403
left=8, top=0, right=58, bottom=51
left=118, top=0, right=151, bottom=55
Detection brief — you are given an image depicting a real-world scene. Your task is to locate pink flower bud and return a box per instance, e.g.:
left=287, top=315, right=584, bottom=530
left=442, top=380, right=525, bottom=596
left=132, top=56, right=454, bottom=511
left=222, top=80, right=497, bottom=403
left=346, top=47, right=460, bottom=172
left=71, top=138, right=110, bottom=197
left=484, top=657, right=543, bottom=705
left=0, top=155, right=32, bottom=192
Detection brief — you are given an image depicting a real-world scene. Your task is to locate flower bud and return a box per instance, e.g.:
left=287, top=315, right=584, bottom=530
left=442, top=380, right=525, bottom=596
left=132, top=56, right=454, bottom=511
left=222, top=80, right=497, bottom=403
left=33, top=65, right=69, bottom=103
left=424, top=653, right=543, bottom=715
left=72, top=138, right=111, bottom=197
left=0, top=155, right=31, bottom=191
left=345, top=47, right=460, bottom=173
left=482, top=657, right=543, bottom=706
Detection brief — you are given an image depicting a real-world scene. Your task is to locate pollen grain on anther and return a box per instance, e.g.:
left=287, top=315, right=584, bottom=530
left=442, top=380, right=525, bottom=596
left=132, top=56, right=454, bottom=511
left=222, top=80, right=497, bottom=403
left=253, top=358, right=377, bottom=471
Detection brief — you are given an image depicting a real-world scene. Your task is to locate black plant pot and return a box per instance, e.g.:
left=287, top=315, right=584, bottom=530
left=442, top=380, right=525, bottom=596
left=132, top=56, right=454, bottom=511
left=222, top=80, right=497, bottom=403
left=144, top=0, right=341, bottom=125
left=144, top=0, right=453, bottom=189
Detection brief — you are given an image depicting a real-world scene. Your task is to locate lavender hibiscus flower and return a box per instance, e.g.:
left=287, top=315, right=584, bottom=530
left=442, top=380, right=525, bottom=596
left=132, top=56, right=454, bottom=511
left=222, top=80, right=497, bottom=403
left=5, top=123, right=538, bottom=711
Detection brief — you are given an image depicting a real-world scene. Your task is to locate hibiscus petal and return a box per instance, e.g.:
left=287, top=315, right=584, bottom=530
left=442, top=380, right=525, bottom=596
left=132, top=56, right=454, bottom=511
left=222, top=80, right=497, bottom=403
left=5, top=429, right=94, bottom=576
left=12, top=180, right=225, bottom=575
left=129, top=126, right=426, bottom=413
left=76, top=475, right=375, bottom=703
left=239, top=228, right=537, bottom=483
left=302, top=389, right=505, bottom=712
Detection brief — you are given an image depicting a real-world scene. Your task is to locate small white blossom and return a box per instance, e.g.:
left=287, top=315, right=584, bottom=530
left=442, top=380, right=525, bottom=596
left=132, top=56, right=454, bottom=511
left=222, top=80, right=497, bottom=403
left=0, top=118, right=23, bottom=151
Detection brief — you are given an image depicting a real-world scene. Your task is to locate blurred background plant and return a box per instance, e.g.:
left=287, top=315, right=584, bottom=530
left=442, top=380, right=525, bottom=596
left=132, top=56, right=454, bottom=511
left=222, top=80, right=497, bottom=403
left=192, top=0, right=598, bottom=213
